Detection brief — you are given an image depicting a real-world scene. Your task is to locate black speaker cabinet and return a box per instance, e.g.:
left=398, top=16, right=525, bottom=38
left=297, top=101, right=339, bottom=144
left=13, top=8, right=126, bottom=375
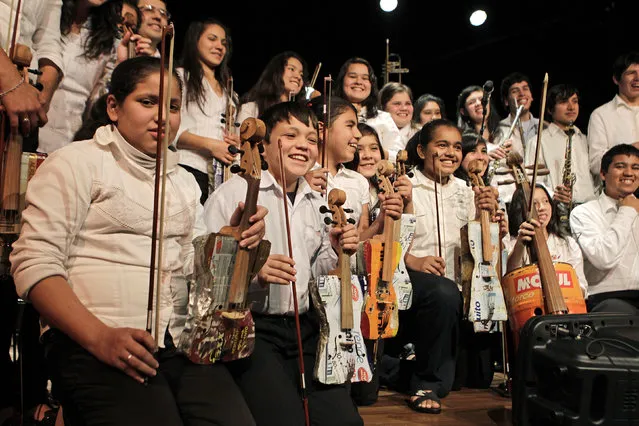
left=513, top=313, right=639, bottom=426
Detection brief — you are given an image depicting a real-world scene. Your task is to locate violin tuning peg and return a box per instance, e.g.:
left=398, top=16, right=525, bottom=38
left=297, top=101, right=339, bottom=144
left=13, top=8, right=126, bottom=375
left=234, top=122, right=240, bottom=128
left=221, top=118, right=227, bottom=124
left=324, top=217, right=334, bottom=225
left=228, top=145, right=242, bottom=155
left=319, top=205, right=330, bottom=214
left=343, top=208, right=354, bottom=213
left=407, top=171, right=414, bottom=178
left=28, top=68, right=42, bottom=76
left=230, top=165, right=243, bottom=174
left=258, top=144, right=264, bottom=153
left=347, top=218, right=356, bottom=225
left=32, top=82, right=44, bottom=91
left=261, top=160, right=269, bottom=171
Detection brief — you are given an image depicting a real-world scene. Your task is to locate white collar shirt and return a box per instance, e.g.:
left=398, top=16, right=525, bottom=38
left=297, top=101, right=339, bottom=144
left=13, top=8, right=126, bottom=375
left=203, top=170, right=333, bottom=315
left=409, top=169, right=475, bottom=283
left=570, top=192, right=639, bottom=295
left=524, top=122, right=597, bottom=204
left=326, top=165, right=370, bottom=228
left=358, top=107, right=403, bottom=162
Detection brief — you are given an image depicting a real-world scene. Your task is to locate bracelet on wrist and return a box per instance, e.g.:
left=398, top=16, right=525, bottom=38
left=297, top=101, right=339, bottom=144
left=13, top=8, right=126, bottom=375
left=0, top=78, right=25, bottom=98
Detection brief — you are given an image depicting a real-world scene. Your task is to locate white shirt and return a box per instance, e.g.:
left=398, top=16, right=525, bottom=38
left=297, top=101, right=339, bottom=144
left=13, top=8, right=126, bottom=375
left=570, top=192, right=639, bottom=296
left=524, top=123, right=596, bottom=204
left=507, top=233, right=589, bottom=296
left=10, top=125, right=204, bottom=346
left=0, top=0, right=64, bottom=73
left=399, top=124, right=420, bottom=147
left=237, top=101, right=259, bottom=124
left=588, top=95, right=639, bottom=176
left=326, top=165, right=370, bottom=228
left=489, top=114, right=540, bottom=203
left=203, top=170, right=334, bottom=315
left=409, top=169, right=475, bottom=283
left=359, top=108, right=403, bottom=162
left=37, top=27, right=111, bottom=153
left=175, top=68, right=236, bottom=174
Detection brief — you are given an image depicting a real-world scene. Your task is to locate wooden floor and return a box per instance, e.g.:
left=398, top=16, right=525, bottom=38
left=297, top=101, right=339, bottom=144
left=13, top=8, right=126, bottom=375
left=360, top=381, right=512, bottom=425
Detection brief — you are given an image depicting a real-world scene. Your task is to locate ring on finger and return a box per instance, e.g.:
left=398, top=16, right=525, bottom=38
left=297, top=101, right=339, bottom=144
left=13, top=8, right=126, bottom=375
left=126, top=353, right=133, bottom=361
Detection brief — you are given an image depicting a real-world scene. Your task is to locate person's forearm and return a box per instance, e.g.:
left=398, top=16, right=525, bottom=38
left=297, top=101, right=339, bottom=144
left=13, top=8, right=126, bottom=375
left=0, top=49, right=23, bottom=90
left=177, top=131, right=214, bottom=157
left=29, top=275, right=107, bottom=352
left=38, top=61, right=62, bottom=109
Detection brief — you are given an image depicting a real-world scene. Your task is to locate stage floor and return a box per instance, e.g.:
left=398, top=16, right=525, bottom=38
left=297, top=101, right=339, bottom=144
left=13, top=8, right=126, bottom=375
left=360, top=375, right=512, bottom=425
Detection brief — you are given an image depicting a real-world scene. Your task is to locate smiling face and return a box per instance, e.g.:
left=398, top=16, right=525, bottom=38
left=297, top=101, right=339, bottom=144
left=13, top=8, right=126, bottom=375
left=384, top=92, right=413, bottom=129
left=342, top=63, right=372, bottom=105
left=106, top=71, right=181, bottom=157
left=419, top=101, right=442, bottom=125
left=356, top=134, right=383, bottom=178
left=463, top=90, right=489, bottom=126
left=281, top=57, right=304, bottom=99
left=601, top=154, right=639, bottom=199
left=461, top=142, right=489, bottom=177
left=327, top=109, right=361, bottom=164
left=197, top=24, right=227, bottom=71
left=614, top=63, right=639, bottom=103
left=418, top=125, right=462, bottom=181
left=137, top=0, right=169, bottom=45
left=551, top=93, right=579, bottom=128
left=264, top=115, right=319, bottom=191
left=505, top=80, right=533, bottom=114
left=532, top=187, right=552, bottom=229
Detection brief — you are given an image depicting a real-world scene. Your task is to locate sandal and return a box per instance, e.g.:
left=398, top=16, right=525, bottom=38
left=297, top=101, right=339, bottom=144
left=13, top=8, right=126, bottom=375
left=407, top=389, right=442, bottom=414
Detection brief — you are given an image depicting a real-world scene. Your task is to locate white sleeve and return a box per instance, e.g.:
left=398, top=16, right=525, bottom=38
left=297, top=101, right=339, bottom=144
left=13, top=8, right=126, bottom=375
left=587, top=109, right=609, bottom=176
left=33, top=0, right=64, bottom=74
left=181, top=185, right=205, bottom=279
left=566, top=236, right=589, bottom=296
left=202, top=179, right=245, bottom=233
left=377, top=113, right=403, bottom=162
left=10, top=147, right=92, bottom=298
left=236, top=102, right=259, bottom=125
left=570, top=205, right=638, bottom=271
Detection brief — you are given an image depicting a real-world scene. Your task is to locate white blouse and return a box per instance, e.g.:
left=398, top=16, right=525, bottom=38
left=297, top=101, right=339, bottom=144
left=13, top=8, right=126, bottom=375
left=359, top=108, right=403, bottom=162
left=11, top=125, right=204, bottom=346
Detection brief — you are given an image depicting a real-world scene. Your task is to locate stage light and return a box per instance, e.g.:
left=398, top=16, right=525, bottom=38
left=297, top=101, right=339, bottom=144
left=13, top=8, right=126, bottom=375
left=380, top=0, right=398, bottom=13
left=470, top=9, right=487, bottom=26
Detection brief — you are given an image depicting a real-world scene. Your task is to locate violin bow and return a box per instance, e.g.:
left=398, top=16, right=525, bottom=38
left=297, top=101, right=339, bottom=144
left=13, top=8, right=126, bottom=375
left=277, top=140, right=310, bottom=426
left=527, top=73, right=549, bottom=219
left=146, top=23, right=175, bottom=345
left=432, top=154, right=442, bottom=258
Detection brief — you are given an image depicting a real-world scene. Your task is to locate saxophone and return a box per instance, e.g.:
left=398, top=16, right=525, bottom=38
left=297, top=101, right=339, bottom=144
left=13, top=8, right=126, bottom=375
left=557, top=123, right=576, bottom=234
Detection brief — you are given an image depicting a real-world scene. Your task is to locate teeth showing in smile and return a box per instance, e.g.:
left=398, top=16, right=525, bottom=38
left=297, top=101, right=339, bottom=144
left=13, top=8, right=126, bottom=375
left=289, top=154, right=307, bottom=162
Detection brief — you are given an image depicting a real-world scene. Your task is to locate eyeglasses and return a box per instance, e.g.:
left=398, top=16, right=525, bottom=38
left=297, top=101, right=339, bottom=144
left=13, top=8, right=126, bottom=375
left=139, top=4, right=171, bottom=20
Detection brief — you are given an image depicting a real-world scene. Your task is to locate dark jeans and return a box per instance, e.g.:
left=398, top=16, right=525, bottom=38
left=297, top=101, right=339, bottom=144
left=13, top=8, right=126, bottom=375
left=180, top=164, right=209, bottom=205
left=44, top=330, right=254, bottom=426
left=228, top=312, right=363, bottom=426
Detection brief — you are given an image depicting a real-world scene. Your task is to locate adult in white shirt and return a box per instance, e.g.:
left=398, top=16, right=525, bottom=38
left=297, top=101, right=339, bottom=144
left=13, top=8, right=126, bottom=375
left=490, top=72, right=540, bottom=204
left=334, top=57, right=403, bottom=161
left=380, top=82, right=420, bottom=146
left=236, top=51, right=307, bottom=123
left=525, top=84, right=596, bottom=206
left=0, top=0, right=64, bottom=133
left=37, top=0, right=123, bottom=154
left=203, top=102, right=363, bottom=426
left=10, top=57, right=261, bottom=425
left=571, top=144, right=639, bottom=314
left=135, top=0, right=170, bottom=57
left=175, top=19, right=240, bottom=203
left=587, top=52, right=639, bottom=177
left=403, top=119, right=498, bottom=414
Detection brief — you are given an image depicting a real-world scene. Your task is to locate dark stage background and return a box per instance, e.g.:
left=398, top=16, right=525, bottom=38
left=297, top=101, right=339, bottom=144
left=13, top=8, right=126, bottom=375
left=170, top=0, right=637, bottom=130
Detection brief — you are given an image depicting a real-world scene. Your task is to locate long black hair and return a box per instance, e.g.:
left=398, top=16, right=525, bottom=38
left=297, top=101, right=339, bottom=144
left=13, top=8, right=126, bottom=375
left=454, top=132, right=488, bottom=185
left=240, top=51, right=307, bottom=116
left=179, top=18, right=233, bottom=114
left=61, top=0, right=121, bottom=60
left=508, top=184, right=567, bottom=242
left=456, top=85, right=501, bottom=140
left=334, top=57, right=379, bottom=120
left=343, top=123, right=384, bottom=171
left=406, top=118, right=460, bottom=170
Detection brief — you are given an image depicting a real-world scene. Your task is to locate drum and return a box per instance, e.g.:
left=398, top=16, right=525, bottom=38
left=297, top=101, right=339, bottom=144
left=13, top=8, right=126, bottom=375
left=502, top=262, right=587, bottom=334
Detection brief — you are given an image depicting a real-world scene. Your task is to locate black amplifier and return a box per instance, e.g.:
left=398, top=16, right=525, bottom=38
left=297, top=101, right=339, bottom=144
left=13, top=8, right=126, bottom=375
left=513, top=313, right=639, bottom=426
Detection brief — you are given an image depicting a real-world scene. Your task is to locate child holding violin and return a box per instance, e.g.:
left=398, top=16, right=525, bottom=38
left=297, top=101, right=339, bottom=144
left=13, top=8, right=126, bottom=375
left=400, top=119, right=499, bottom=414
left=175, top=18, right=240, bottom=203
left=10, top=57, right=264, bottom=426
left=203, top=101, right=363, bottom=426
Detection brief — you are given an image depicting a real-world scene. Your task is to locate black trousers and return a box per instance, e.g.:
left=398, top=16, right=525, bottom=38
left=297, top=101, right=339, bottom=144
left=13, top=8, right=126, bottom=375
left=454, top=321, right=496, bottom=389
left=180, top=164, right=209, bottom=205
left=44, top=330, right=254, bottom=426
left=350, top=338, right=384, bottom=406
left=396, top=271, right=462, bottom=398
left=228, top=312, right=363, bottom=426
left=587, top=290, right=639, bottom=314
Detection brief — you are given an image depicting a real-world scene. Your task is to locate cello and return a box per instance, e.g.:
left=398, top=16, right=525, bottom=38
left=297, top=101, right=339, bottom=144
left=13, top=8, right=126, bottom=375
left=179, top=117, right=271, bottom=363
